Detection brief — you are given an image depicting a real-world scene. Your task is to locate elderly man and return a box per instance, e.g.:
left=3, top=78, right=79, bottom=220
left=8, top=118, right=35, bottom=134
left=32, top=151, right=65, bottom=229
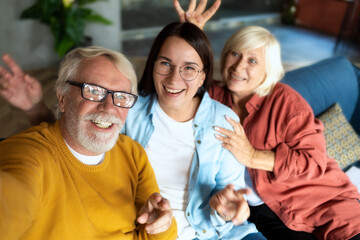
left=0, top=46, right=177, bottom=240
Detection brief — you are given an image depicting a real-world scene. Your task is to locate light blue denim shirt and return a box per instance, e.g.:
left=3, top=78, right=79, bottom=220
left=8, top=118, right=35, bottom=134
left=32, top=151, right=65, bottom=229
left=122, top=92, right=258, bottom=239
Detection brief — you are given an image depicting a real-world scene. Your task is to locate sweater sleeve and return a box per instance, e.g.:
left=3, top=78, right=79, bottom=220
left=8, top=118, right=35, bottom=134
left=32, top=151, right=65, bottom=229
left=132, top=141, right=177, bottom=240
left=0, top=138, right=44, bottom=240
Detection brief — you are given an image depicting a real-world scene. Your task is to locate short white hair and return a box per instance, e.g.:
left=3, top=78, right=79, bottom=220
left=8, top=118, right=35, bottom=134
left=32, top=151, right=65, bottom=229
left=220, top=26, right=284, bottom=96
left=56, top=46, right=137, bottom=97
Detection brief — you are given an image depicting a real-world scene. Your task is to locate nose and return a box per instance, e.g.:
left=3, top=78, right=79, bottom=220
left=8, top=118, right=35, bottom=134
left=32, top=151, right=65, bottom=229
left=233, top=57, right=245, bottom=71
left=97, top=93, right=115, bottom=112
left=166, top=66, right=182, bottom=83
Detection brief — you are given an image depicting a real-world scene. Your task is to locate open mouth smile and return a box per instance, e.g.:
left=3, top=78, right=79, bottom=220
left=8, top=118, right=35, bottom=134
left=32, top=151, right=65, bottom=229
left=164, top=86, right=184, bottom=94
left=230, top=73, right=246, bottom=81
left=91, top=120, right=113, bottom=129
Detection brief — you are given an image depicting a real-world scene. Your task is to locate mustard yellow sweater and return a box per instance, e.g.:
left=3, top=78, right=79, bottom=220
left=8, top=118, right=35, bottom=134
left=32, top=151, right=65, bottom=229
left=0, top=121, right=177, bottom=240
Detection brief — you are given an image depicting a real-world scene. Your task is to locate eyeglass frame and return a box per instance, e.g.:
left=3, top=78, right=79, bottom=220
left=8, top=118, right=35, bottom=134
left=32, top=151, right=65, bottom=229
left=154, top=59, right=204, bottom=81
left=66, top=80, right=138, bottom=109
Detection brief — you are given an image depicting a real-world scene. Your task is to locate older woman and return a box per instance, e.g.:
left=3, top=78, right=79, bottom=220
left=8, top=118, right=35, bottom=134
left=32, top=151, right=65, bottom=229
left=174, top=1, right=360, bottom=239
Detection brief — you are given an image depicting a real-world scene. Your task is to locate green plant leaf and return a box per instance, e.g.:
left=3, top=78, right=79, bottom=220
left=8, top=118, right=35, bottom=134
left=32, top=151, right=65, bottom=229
left=55, top=36, right=75, bottom=56
left=85, top=12, right=112, bottom=25
left=20, top=4, right=43, bottom=20
left=76, top=0, right=108, bottom=7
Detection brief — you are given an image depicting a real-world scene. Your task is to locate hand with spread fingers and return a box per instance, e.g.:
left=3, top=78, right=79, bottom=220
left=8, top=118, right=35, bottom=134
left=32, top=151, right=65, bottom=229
left=0, top=54, right=43, bottom=111
left=215, top=115, right=275, bottom=171
left=173, top=0, right=221, bottom=30
left=137, top=193, right=174, bottom=235
left=210, top=184, right=251, bottom=225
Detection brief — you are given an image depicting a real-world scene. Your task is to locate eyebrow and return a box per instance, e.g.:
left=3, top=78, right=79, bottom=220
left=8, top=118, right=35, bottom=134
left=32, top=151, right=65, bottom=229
left=157, top=56, right=200, bottom=66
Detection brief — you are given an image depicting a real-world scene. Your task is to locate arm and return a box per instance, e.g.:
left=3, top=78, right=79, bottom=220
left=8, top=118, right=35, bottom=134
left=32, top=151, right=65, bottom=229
left=0, top=140, right=43, bottom=240
left=215, top=109, right=328, bottom=181
left=215, top=116, right=275, bottom=171
left=173, top=0, right=221, bottom=30
left=0, top=54, right=55, bottom=125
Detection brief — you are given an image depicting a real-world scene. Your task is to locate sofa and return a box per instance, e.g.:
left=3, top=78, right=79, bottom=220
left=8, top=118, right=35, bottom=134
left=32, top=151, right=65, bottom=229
left=281, top=56, right=360, bottom=170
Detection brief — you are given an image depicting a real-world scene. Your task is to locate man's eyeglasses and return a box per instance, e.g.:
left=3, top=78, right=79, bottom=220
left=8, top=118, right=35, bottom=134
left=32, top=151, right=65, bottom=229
left=67, top=81, right=138, bottom=108
left=154, top=59, right=203, bottom=81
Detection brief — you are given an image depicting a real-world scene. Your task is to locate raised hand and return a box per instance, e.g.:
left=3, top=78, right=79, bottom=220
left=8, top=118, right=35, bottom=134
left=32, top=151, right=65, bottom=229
left=0, top=54, right=43, bottom=111
left=173, top=0, right=221, bottom=30
left=210, top=184, right=251, bottom=225
left=137, top=193, right=173, bottom=234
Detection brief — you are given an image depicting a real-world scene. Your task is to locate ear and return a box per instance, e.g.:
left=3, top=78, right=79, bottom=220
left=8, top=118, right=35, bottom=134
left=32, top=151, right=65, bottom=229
left=57, top=90, right=66, bottom=113
left=198, top=70, right=206, bottom=88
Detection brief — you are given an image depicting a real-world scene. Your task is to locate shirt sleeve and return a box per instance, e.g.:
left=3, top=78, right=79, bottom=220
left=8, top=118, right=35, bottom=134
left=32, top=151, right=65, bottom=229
left=0, top=138, right=44, bottom=240
left=272, top=108, right=329, bottom=182
left=211, top=149, right=246, bottom=237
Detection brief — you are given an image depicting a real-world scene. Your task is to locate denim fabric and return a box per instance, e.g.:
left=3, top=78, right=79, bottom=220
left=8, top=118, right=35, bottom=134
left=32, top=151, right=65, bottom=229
left=122, top=92, right=259, bottom=239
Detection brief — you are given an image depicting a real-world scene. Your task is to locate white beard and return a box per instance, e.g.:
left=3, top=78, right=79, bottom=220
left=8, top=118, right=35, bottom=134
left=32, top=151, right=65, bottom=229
left=65, top=101, right=123, bottom=154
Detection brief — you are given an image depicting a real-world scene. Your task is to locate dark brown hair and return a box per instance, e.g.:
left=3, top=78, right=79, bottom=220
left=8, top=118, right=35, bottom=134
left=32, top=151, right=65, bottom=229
left=138, top=22, right=214, bottom=97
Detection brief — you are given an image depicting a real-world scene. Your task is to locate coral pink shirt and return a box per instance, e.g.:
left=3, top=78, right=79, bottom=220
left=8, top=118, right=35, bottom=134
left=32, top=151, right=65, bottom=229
left=209, top=82, right=360, bottom=240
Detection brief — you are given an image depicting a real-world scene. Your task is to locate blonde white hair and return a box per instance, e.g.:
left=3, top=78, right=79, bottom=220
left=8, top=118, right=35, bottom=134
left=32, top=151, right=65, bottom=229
left=55, top=46, right=137, bottom=96
left=220, top=26, right=284, bottom=96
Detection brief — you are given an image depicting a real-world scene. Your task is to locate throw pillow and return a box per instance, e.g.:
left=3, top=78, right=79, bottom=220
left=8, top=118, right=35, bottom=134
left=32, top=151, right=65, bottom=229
left=318, top=103, right=360, bottom=169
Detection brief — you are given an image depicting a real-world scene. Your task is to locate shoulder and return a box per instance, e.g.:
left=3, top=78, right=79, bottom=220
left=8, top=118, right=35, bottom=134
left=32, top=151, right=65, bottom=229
left=263, top=83, right=316, bottom=127
left=199, top=92, right=239, bottom=126
left=270, top=83, right=313, bottom=114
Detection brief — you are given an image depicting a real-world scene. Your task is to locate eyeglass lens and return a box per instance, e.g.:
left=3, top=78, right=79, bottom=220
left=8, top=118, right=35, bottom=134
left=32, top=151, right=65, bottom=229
left=155, top=60, right=200, bottom=81
left=82, top=84, right=136, bottom=108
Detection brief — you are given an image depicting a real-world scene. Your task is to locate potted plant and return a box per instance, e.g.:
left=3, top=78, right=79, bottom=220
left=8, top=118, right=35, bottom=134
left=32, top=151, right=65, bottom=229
left=20, top=0, right=112, bottom=56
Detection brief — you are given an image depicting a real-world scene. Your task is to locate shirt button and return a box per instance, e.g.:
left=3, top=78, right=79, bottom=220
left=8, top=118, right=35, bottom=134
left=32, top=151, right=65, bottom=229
left=197, top=140, right=201, bottom=144
left=187, top=212, right=190, bottom=216
left=194, top=124, right=198, bottom=128
left=203, top=229, right=206, bottom=233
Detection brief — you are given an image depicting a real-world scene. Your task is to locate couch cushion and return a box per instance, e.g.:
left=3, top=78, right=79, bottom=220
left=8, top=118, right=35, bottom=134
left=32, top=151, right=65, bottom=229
left=318, top=103, right=360, bottom=170
left=281, top=56, right=359, bottom=123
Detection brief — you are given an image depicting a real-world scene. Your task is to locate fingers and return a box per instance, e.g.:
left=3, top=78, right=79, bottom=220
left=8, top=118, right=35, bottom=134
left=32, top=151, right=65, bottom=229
left=2, top=54, right=23, bottom=76
left=231, top=198, right=249, bottom=225
left=187, top=0, right=197, bottom=11
left=201, top=0, right=221, bottom=22
left=0, top=65, right=12, bottom=81
left=137, top=193, right=173, bottom=234
left=173, top=0, right=185, bottom=22
left=144, top=209, right=172, bottom=234
left=137, top=193, right=161, bottom=224
left=211, top=185, right=251, bottom=224
left=195, top=0, right=208, bottom=13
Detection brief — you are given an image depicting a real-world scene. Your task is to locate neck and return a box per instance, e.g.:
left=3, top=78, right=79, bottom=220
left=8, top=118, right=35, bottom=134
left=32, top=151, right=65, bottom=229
left=159, top=96, right=201, bottom=122
left=231, top=93, right=252, bottom=124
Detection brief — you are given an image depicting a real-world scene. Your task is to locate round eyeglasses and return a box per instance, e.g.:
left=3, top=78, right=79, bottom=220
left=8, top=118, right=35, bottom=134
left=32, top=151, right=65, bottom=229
left=154, top=59, right=203, bottom=81
left=67, top=81, right=138, bottom=108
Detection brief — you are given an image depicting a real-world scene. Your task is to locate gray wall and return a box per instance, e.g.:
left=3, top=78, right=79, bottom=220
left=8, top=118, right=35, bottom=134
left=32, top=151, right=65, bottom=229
left=0, top=0, right=121, bottom=71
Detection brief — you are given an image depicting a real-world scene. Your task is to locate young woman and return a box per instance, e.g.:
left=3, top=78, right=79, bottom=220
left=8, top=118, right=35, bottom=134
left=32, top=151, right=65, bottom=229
left=0, top=22, right=265, bottom=240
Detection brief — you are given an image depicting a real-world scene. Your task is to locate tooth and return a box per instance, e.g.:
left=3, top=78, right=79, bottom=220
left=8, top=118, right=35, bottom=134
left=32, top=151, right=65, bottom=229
left=165, top=87, right=182, bottom=93
left=92, top=120, right=112, bottom=129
